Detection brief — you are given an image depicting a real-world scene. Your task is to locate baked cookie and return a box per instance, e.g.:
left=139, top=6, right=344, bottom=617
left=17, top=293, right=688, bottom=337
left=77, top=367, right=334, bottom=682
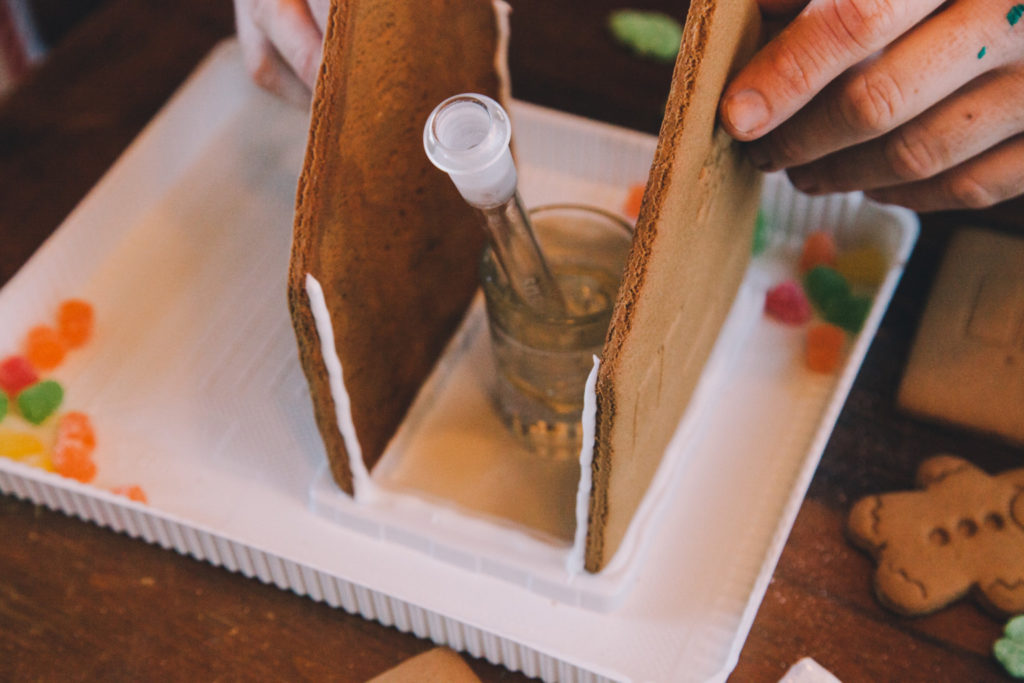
left=848, top=455, right=1024, bottom=616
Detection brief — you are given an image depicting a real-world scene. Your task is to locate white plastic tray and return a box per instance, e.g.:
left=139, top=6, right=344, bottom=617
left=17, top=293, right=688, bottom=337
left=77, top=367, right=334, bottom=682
left=0, top=40, right=917, bottom=682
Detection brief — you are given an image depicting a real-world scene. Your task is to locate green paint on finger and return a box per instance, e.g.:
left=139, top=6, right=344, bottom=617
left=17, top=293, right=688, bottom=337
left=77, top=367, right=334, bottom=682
left=978, top=46, right=987, bottom=58
left=1009, top=4, right=1024, bottom=26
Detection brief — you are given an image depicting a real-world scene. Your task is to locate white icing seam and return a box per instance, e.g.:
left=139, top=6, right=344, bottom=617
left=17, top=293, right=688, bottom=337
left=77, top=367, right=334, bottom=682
left=566, top=355, right=599, bottom=576
left=304, top=273, right=376, bottom=503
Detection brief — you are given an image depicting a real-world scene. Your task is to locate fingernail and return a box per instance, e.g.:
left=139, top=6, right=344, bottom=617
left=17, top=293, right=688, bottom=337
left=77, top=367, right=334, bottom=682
left=723, top=89, right=770, bottom=136
left=746, top=142, right=772, bottom=171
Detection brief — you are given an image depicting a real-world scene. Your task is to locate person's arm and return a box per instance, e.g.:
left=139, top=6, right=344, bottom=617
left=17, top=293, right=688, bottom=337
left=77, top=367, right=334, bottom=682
left=233, top=0, right=329, bottom=107
left=719, top=0, right=1024, bottom=211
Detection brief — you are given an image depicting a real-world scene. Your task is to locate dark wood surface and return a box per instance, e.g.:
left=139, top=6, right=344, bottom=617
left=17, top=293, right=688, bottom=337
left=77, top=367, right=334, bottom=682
left=2, top=1, right=1022, bottom=680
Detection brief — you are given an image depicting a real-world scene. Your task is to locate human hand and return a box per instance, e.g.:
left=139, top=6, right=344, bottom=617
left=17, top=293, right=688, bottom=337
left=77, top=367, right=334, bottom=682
left=719, top=0, right=1024, bottom=212
left=234, top=0, right=330, bottom=107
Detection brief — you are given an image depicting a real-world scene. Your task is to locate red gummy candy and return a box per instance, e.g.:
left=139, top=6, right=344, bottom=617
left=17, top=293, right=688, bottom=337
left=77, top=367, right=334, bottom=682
left=765, top=280, right=812, bottom=325
left=111, top=485, right=147, bottom=504
left=24, top=325, right=66, bottom=371
left=0, top=355, right=39, bottom=396
left=806, top=323, right=846, bottom=373
left=52, top=411, right=97, bottom=483
left=57, top=299, right=94, bottom=349
left=799, top=230, right=837, bottom=273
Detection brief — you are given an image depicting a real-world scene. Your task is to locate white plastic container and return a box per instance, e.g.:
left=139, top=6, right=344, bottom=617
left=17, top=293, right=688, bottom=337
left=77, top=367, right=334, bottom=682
left=0, top=40, right=917, bottom=682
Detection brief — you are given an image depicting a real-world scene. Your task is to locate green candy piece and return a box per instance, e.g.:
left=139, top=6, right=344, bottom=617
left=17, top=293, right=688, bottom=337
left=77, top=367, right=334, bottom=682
left=825, top=293, right=871, bottom=333
left=17, top=380, right=64, bottom=425
left=608, top=10, right=683, bottom=63
left=0, top=392, right=7, bottom=422
left=804, top=266, right=850, bottom=313
left=751, top=210, right=769, bottom=255
left=995, top=615, right=1024, bottom=678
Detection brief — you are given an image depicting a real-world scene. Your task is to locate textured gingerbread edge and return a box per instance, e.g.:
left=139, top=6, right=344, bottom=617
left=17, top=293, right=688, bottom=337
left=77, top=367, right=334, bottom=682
left=288, top=0, right=355, bottom=493
left=585, top=0, right=763, bottom=572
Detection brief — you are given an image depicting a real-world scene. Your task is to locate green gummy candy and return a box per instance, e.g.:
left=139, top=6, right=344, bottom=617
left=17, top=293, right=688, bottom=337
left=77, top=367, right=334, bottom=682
left=1007, top=615, right=1024, bottom=640
left=825, top=294, right=871, bottom=333
left=804, top=266, right=850, bottom=313
left=751, top=210, right=769, bottom=256
left=17, top=380, right=64, bottom=425
left=608, top=10, right=683, bottom=63
left=0, top=392, right=7, bottom=422
left=995, top=634, right=1024, bottom=678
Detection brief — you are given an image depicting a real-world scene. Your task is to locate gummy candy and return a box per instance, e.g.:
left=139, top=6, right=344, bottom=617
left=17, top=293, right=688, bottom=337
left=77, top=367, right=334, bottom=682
left=765, top=280, right=812, bottom=325
left=24, top=325, right=66, bottom=371
left=804, top=266, right=850, bottom=313
left=799, top=230, right=837, bottom=272
left=607, top=10, right=683, bottom=63
left=0, top=355, right=39, bottom=396
left=806, top=323, right=845, bottom=373
left=57, top=299, right=94, bottom=348
left=825, top=293, right=872, bottom=333
left=52, top=411, right=96, bottom=483
left=835, top=245, right=887, bottom=288
left=17, top=380, right=64, bottom=424
left=110, top=485, right=148, bottom=504
left=0, top=429, right=44, bottom=459
left=622, top=182, right=645, bottom=221
left=0, top=393, right=6, bottom=422
left=995, top=614, right=1024, bottom=678
left=751, top=210, right=769, bottom=256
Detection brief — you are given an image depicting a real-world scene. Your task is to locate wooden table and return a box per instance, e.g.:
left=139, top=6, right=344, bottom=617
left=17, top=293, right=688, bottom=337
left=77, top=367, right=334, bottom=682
left=2, top=1, right=1021, bottom=680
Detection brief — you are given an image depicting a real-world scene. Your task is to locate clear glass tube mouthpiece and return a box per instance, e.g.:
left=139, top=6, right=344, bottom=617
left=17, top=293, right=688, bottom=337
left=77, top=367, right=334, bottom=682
left=424, top=94, right=566, bottom=317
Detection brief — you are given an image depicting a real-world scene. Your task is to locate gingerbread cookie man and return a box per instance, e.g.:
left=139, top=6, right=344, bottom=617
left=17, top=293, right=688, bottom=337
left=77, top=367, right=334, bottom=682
left=848, top=454, right=1024, bottom=616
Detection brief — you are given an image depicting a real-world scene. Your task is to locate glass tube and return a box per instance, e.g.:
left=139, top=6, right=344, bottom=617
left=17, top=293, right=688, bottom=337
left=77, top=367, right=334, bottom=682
left=423, top=94, right=566, bottom=317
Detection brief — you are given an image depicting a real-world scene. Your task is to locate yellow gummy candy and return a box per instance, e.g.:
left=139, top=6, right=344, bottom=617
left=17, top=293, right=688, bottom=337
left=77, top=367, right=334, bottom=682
left=0, top=429, right=45, bottom=458
left=835, top=246, right=887, bottom=288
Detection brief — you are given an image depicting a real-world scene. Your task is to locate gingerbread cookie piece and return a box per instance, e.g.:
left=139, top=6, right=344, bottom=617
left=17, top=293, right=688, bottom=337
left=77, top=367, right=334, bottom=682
left=848, top=455, right=1024, bottom=616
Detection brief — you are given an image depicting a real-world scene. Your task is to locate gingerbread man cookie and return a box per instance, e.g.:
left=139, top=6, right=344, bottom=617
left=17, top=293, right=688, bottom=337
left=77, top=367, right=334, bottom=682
left=848, top=454, right=1024, bottom=616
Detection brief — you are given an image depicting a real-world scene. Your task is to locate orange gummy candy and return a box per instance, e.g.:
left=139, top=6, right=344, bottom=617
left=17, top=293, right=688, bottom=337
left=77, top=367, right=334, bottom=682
left=622, top=182, right=646, bottom=221
left=24, top=325, right=66, bottom=371
left=52, top=411, right=97, bottom=483
left=57, top=299, right=94, bottom=348
left=111, top=485, right=148, bottom=504
left=799, top=230, right=837, bottom=273
left=806, top=323, right=846, bottom=373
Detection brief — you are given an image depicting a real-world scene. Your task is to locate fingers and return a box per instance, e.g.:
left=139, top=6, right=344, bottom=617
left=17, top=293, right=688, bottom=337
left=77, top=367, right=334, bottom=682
left=864, top=133, right=1024, bottom=211
left=787, top=66, right=1024, bottom=193
left=720, top=0, right=944, bottom=140
left=234, top=0, right=324, bottom=104
left=746, top=0, right=1019, bottom=171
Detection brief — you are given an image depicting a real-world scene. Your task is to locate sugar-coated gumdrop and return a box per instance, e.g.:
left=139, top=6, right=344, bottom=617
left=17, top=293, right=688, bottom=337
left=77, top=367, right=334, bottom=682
left=52, top=411, right=96, bottom=483
left=765, top=280, right=812, bottom=325
left=0, top=429, right=44, bottom=459
left=995, top=615, right=1024, bottom=678
left=607, top=9, right=683, bottom=63
left=17, top=380, right=64, bottom=424
left=622, top=182, right=645, bottom=220
left=799, top=230, right=837, bottom=272
left=57, top=299, right=94, bottom=348
left=804, top=266, right=850, bottom=313
left=24, top=325, right=66, bottom=371
left=835, top=245, right=887, bottom=287
left=110, top=485, right=148, bottom=504
left=825, top=293, right=872, bottom=333
left=806, top=323, right=846, bottom=373
left=0, top=355, right=39, bottom=396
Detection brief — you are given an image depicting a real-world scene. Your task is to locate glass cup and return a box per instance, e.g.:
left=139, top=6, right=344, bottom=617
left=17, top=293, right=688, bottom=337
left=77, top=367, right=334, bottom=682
left=480, top=204, right=633, bottom=457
